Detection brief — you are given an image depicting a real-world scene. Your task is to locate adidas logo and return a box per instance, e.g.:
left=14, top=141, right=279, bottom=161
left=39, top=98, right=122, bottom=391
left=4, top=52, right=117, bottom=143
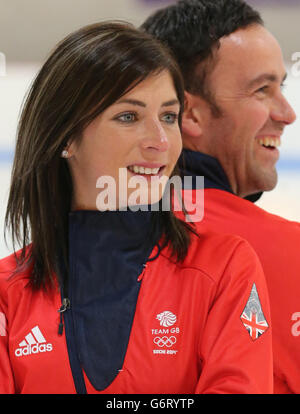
left=15, top=326, right=53, bottom=357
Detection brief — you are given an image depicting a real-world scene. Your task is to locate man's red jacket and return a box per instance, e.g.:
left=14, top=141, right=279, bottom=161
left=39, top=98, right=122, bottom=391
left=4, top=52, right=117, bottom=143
left=178, top=149, right=300, bottom=394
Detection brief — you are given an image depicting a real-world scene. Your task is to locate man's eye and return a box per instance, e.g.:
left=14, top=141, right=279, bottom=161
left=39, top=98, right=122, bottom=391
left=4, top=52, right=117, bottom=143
left=256, top=85, right=269, bottom=94
left=161, top=112, right=179, bottom=124
left=116, top=113, right=137, bottom=123
left=280, top=82, right=287, bottom=91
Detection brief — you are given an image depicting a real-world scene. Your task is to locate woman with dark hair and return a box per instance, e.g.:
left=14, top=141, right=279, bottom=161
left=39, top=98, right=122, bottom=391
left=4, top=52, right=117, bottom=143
left=0, top=21, right=272, bottom=394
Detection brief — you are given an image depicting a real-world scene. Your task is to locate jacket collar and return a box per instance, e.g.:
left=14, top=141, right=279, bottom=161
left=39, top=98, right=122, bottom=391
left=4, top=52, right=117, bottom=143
left=61, top=208, right=161, bottom=392
left=178, top=149, right=263, bottom=203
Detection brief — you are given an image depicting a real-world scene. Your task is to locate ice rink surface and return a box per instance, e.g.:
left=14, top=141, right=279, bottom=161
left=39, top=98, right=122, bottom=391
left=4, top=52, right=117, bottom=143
left=0, top=63, right=299, bottom=260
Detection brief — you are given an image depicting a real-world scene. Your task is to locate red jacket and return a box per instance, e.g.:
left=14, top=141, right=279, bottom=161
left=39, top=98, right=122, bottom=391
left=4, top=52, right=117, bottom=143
left=178, top=149, right=300, bottom=393
left=0, top=230, right=272, bottom=394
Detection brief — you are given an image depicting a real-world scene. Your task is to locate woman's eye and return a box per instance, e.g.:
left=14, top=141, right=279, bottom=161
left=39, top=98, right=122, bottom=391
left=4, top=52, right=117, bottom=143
left=161, top=112, right=179, bottom=124
left=116, top=112, right=137, bottom=123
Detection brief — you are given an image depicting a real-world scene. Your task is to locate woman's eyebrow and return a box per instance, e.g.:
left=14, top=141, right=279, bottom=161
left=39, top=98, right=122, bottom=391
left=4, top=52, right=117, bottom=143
left=115, top=98, right=180, bottom=107
left=161, top=99, right=180, bottom=107
left=116, top=99, right=146, bottom=107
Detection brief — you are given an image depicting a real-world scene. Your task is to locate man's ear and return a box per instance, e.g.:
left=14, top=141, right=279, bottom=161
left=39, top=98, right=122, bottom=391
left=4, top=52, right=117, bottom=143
left=181, top=91, right=204, bottom=138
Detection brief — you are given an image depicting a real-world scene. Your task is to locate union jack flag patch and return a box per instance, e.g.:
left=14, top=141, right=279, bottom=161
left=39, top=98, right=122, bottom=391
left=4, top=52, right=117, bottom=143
left=240, top=283, right=268, bottom=341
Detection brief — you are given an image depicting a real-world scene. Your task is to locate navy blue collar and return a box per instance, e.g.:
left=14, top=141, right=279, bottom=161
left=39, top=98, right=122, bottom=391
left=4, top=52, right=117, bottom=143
left=61, top=208, right=161, bottom=392
left=178, top=149, right=263, bottom=203
left=179, top=149, right=233, bottom=193
left=68, top=208, right=161, bottom=262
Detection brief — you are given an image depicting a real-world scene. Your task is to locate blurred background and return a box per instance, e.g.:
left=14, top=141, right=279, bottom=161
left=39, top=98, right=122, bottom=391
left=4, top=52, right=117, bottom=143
left=0, top=0, right=299, bottom=259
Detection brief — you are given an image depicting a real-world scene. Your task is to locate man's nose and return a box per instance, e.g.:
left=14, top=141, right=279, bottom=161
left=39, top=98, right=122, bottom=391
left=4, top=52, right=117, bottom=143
left=271, top=93, right=297, bottom=125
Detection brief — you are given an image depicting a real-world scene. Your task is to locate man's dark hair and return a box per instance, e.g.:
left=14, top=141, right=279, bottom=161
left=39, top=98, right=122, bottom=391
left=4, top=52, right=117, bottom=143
left=142, top=0, right=263, bottom=114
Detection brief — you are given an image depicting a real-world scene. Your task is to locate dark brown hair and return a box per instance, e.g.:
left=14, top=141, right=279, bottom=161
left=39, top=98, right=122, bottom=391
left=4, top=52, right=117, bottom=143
left=142, top=0, right=263, bottom=116
left=5, top=21, right=195, bottom=290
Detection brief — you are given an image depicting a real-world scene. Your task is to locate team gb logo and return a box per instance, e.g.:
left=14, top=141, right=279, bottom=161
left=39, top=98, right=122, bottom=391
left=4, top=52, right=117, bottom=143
left=156, top=311, right=177, bottom=327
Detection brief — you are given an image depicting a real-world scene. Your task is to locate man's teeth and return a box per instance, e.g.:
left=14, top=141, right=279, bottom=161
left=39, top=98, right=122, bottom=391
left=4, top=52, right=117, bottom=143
left=128, top=165, right=160, bottom=175
left=258, top=137, right=281, bottom=148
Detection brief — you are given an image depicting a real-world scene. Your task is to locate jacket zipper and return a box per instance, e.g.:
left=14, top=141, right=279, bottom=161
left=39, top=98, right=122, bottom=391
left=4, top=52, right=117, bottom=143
left=57, top=293, right=87, bottom=394
left=58, top=297, right=70, bottom=335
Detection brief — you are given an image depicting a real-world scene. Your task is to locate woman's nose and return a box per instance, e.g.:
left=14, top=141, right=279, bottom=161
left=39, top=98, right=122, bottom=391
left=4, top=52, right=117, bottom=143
left=141, top=119, right=169, bottom=152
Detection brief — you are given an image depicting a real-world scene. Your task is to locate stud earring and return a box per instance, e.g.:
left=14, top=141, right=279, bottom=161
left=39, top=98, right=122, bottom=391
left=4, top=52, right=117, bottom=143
left=61, top=150, right=69, bottom=158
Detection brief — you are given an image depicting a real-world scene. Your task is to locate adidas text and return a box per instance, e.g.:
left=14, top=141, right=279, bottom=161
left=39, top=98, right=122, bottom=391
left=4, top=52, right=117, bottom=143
left=15, top=343, right=53, bottom=357
left=15, top=325, right=53, bottom=357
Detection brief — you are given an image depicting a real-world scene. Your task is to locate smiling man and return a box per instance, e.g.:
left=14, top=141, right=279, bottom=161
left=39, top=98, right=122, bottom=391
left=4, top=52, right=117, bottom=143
left=187, top=23, right=294, bottom=198
left=142, top=0, right=300, bottom=393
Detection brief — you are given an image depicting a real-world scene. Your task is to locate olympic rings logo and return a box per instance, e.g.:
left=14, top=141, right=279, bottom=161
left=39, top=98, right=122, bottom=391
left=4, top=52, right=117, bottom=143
left=153, top=336, right=177, bottom=347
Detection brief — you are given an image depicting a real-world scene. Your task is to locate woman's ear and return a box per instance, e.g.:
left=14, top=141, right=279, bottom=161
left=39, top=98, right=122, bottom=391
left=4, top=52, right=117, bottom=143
left=61, top=139, right=77, bottom=159
left=181, top=92, right=204, bottom=138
